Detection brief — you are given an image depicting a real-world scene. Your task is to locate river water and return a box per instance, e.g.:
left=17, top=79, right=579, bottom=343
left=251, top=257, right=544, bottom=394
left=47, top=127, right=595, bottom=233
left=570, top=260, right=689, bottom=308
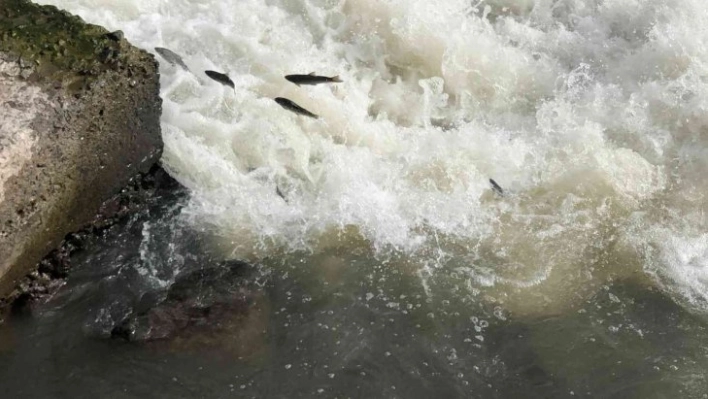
left=2, top=0, right=708, bottom=397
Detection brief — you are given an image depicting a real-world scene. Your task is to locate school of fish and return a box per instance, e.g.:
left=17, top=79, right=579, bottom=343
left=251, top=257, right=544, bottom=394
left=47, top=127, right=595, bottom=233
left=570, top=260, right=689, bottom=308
left=154, top=47, right=503, bottom=195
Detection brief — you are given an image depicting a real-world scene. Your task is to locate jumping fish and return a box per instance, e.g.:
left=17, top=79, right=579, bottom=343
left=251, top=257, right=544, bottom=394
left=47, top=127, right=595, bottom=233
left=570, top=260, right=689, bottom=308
left=276, top=186, right=287, bottom=202
left=274, top=97, right=318, bottom=119
left=154, top=47, right=189, bottom=71
left=205, top=70, right=236, bottom=91
left=285, top=72, right=342, bottom=86
left=489, top=178, right=504, bottom=197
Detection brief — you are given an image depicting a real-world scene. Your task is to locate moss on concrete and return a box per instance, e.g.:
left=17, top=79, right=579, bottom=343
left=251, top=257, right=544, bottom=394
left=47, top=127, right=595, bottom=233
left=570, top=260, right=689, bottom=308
left=0, top=0, right=132, bottom=90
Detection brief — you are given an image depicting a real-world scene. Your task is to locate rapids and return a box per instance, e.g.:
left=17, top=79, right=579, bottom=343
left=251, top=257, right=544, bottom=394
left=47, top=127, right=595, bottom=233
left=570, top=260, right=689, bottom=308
left=7, top=0, right=708, bottom=397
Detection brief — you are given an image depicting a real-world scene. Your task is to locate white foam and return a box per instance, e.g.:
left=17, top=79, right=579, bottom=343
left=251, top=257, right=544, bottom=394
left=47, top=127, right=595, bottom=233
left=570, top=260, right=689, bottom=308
left=655, top=233, right=708, bottom=307
left=39, top=0, right=708, bottom=315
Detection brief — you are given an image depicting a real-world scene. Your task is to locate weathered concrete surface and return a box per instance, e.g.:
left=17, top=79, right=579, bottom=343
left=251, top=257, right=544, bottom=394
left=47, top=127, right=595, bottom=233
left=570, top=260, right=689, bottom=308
left=0, top=0, right=162, bottom=298
left=4, top=165, right=184, bottom=315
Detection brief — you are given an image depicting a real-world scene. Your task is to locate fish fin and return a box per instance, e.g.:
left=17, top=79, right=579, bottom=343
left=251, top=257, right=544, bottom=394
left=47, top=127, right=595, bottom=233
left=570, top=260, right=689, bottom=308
left=308, top=72, right=316, bottom=75
left=331, top=75, right=342, bottom=83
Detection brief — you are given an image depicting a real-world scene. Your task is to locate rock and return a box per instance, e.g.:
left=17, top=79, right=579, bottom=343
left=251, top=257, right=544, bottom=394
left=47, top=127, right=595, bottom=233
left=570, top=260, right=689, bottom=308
left=0, top=165, right=184, bottom=317
left=109, top=260, right=270, bottom=359
left=105, top=30, right=124, bottom=41
left=0, top=0, right=163, bottom=298
left=111, top=260, right=260, bottom=342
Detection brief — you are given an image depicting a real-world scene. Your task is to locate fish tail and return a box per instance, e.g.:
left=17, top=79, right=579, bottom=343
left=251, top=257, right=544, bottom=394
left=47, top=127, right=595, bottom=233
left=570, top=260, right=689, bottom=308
left=331, top=75, right=342, bottom=83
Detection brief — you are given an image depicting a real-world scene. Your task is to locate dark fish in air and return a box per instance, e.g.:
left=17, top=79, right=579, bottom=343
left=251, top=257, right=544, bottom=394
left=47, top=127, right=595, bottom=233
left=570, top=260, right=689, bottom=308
left=276, top=186, right=287, bottom=202
left=489, top=178, right=504, bottom=197
left=205, top=70, right=235, bottom=91
left=285, top=72, right=342, bottom=86
left=154, top=47, right=189, bottom=71
left=274, top=97, right=318, bottom=119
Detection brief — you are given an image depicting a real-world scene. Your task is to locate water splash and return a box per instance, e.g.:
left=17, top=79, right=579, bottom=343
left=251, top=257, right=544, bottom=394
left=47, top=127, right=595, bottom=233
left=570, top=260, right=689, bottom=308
left=37, top=0, right=708, bottom=315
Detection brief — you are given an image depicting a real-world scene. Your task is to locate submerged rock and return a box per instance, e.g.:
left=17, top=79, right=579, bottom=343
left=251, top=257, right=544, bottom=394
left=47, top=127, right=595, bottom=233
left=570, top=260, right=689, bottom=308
left=111, top=260, right=265, bottom=345
left=0, top=0, right=162, bottom=299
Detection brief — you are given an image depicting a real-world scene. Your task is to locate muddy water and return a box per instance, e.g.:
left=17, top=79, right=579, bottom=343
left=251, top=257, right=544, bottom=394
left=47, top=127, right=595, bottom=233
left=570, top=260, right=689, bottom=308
left=5, top=0, right=708, bottom=397
left=0, top=197, right=707, bottom=398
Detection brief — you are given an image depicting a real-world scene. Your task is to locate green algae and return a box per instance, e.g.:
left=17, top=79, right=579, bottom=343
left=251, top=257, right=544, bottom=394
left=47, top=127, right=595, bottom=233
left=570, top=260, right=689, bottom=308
left=0, top=0, right=128, bottom=89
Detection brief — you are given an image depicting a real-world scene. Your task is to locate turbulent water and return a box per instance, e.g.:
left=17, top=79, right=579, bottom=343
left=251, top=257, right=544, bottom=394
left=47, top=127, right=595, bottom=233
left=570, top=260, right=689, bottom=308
left=8, top=0, right=708, bottom=397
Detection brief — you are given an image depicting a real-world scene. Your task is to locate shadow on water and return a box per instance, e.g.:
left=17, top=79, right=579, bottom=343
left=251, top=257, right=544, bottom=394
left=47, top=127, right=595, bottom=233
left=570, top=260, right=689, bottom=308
left=0, top=191, right=707, bottom=398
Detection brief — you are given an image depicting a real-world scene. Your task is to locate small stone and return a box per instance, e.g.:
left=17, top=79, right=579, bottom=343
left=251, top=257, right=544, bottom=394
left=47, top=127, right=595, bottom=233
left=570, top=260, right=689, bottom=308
left=106, top=30, right=124, bottom=41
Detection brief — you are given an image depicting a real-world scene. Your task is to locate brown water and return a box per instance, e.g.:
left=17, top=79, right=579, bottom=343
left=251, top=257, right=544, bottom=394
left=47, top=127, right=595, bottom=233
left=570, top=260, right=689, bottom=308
left=11, top=0, right=708, bottom=396
left=0, top=195, right=707, bottom=398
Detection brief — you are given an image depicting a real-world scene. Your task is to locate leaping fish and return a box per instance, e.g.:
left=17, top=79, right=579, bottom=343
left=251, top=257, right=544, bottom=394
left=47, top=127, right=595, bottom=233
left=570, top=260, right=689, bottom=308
left=274, top=97, right=318, bottom=119
left=154, top=47, right=190, bottom=71
left=276, top=186, right=287, bottom=202
left=285, top=72, right=342, bottom=86
left=489, top=178, right=504, bottom=197
left=205, top=70, right=236, bottom=91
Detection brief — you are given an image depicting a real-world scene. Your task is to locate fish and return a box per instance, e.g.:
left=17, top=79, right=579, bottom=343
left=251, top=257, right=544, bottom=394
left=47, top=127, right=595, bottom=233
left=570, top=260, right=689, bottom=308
left=285, top=72, right=342, bottom=86
left=274, top=97, right=318, bottom=119
left=205, top=70, right=235, bottom=91
left=489, top=178, right=504, bottom=197
left=154, top=47, right=190, bottom=71
left=276, top=186, right=287, bottom=202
